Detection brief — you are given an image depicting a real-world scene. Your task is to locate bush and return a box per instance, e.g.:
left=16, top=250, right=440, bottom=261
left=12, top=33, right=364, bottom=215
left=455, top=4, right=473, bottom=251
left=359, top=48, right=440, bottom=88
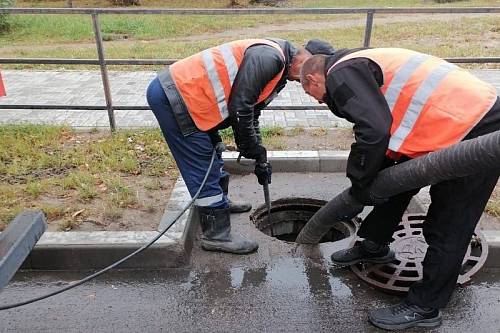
left=0, top=0, right=14, bottom=32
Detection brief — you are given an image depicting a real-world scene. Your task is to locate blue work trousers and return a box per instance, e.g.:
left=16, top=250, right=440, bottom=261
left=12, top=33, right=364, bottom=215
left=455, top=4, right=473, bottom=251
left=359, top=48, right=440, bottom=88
left=146, top=77, right=228, bottom=209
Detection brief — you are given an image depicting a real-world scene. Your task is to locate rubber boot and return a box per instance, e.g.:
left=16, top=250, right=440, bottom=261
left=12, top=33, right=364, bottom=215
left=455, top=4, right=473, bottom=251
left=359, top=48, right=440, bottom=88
left=198, top=206, right=258, bottom=254
left=219, top=173, right=252, bottom=213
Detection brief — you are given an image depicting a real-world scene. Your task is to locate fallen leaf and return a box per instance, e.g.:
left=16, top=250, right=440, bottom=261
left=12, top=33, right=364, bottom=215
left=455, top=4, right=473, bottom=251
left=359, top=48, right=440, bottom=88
left=72, top=209, right=85, bottom=218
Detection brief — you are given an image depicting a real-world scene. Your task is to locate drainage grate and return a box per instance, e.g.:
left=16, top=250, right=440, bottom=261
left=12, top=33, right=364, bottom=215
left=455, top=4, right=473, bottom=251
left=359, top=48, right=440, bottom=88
left=350, top=214, right=488, bottom=294
left=250, top=197, right=357, bottom=243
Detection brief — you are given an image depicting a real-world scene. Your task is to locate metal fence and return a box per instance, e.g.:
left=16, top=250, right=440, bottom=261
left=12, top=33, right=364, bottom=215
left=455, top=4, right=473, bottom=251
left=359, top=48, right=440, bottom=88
left=0, top=7, right=499, bottom=131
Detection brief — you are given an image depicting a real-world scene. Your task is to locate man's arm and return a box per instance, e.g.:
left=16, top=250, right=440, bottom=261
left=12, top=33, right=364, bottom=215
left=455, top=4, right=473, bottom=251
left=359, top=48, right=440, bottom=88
left=326, top=59, right=392, bottom=203
left=228, top=45, right=284, bottom=154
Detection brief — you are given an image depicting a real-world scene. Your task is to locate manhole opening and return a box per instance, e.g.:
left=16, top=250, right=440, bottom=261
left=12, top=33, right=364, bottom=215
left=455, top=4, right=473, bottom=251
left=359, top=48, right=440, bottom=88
left=250, top=197, right=354, bottom=243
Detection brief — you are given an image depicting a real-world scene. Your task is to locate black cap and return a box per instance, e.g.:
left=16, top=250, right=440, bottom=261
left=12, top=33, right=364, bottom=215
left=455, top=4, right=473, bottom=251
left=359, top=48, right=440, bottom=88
left=304, top=39, right=335, bottom=55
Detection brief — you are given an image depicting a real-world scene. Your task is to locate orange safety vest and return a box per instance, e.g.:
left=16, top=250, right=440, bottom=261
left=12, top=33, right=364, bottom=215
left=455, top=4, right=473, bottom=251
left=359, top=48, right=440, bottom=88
left=0, top=72, right=5, bottom=97
left=328, top=48, right=497, bottom=158
left=169, top=39, right=285, bottom=131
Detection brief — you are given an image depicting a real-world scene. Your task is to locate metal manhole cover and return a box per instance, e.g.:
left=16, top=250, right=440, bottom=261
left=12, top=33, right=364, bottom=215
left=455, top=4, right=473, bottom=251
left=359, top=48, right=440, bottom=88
left=350, top=214, right=488, bottom=294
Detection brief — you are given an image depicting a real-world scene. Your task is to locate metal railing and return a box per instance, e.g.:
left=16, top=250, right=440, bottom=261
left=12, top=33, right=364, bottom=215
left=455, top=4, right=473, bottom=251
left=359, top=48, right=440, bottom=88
left=0, top=7, right=499, bottom=131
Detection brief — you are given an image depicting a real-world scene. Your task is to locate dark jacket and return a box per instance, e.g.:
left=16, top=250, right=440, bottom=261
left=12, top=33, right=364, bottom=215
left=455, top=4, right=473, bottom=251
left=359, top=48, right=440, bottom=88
left=323, top=49, right=500, bottom=196
left=160, top=38, right=335, bottom=150
left=227, top=38, right=336, bottom=150
left=225, top=38, right=296, bottom=151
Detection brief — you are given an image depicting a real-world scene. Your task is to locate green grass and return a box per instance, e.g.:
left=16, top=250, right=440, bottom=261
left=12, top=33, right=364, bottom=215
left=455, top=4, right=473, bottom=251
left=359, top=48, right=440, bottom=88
left=1, top=15, right=497, bottom=71
left=0, top=124, right=177, bottom=230
left=143, top=178, right=162, bottom=191
left=261, top=126, right=285, bottom=137
left=25, top=179, right=49, bottom=198
left=219, top=125, right=287, bottom=149
left=0, top=13, right=345, bottom=45
left=105, top=176, right=139, bottom=208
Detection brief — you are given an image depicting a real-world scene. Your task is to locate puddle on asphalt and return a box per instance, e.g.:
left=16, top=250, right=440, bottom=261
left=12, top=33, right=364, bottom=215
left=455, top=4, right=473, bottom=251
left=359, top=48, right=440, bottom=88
left=183, top=257, right=353, bottom=300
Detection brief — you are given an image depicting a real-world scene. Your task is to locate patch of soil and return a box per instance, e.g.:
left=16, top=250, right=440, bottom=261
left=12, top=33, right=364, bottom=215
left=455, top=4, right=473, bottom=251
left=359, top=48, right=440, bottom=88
left=45, top=174, right=175, bottom=232
left=281, top=129, right=354, bottom=150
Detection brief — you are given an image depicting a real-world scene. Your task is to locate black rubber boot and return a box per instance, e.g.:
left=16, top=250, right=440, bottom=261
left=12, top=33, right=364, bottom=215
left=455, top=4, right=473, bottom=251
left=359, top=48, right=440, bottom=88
left=369, top=300, right=442, bottom=330
left=331, top=239, right=395, bottom=266
left=198, top=206, right=258, bottom=254
left=219, top=173, right=252, bottom=213
left=228, top=200, right=252, bottom=213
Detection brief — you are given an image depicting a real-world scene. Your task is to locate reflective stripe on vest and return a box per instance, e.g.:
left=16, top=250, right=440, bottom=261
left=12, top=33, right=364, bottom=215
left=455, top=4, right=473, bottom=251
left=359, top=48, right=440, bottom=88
left=0, top=72, right=5, bottom=97
left=328, top=48, right=497, bottom=157
left=170, top=39, right=285, bottom=131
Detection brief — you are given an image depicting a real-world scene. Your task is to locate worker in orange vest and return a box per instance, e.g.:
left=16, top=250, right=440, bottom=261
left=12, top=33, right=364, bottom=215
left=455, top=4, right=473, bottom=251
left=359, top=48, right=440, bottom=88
left=300, top=48, right=499, bottom=330
left=0, top=72, right=6, bottom=97
left=147, top=38, right=334, bottom=255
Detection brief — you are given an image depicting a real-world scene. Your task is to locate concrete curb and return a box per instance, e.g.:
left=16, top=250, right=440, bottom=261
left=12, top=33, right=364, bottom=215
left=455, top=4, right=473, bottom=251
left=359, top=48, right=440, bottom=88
left=5, top=150, right=499, bottom=270
left=484, top=231, right=500, bottom=269
left=222, top=150, right=349, bottom=173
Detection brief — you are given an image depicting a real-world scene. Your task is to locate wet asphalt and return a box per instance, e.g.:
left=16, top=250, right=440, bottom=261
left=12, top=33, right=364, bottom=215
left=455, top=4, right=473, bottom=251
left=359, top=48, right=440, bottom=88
left=1, top=173, right=499, bottom=332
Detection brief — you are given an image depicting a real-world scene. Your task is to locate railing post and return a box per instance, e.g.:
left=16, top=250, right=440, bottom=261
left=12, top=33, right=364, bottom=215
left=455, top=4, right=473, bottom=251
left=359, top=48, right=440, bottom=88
left=91, top=13, right=117, bottom=132
left=363, top=10, right=374, bottom=47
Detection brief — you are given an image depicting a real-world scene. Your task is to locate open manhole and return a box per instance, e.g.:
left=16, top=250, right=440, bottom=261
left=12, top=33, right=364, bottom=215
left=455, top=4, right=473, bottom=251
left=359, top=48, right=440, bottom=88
left=350, top=214, right=489, bottom=294
left=250, top=197, right=357, bottom=243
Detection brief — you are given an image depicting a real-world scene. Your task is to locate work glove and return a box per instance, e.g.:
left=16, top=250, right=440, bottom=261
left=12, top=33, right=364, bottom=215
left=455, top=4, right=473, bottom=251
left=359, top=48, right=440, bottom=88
left=241, top=144, right=267, bottom=164
left=254, top=162, right=272, bottom=186
left=214, top=141, right=227, bottom=154
left=350, top=186, right=387, bottom=206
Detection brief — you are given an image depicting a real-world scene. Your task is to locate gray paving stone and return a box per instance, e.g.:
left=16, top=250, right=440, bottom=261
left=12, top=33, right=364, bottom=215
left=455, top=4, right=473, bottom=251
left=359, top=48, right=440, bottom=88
left=1, top=69, right=499, bottom=129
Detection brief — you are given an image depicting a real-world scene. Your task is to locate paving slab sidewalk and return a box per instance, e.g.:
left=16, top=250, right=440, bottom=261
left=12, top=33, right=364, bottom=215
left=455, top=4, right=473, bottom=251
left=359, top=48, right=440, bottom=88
left=1, top=69, right=499, bottom=129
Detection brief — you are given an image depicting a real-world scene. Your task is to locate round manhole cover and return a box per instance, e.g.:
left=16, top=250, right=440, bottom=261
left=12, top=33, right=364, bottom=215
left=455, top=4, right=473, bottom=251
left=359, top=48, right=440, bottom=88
left=350, top=214, right=488, bottom=294
left=250, top=197, right=357, bottom=243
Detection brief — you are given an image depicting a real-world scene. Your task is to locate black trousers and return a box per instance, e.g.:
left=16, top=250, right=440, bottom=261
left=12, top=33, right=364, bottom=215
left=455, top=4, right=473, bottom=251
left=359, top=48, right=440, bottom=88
left=358, top=99, right=500, bottom=309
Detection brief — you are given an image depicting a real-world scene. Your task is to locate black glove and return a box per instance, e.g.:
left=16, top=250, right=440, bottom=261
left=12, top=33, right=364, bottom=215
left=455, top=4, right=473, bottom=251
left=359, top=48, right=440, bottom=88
left=241, top=144, right=267, bottom=164
left=350, top=186, right=387, bottom=206
left=254, top=162, right=272, bottom=186
left=214, top=141, right=226, bottom=154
